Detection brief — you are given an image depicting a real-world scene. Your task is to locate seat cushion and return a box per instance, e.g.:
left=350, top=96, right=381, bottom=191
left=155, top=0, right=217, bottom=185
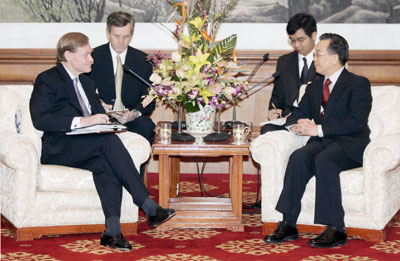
left=305, top=167, right=364, bottom=195
left=38, top=165, right=96, bottom=192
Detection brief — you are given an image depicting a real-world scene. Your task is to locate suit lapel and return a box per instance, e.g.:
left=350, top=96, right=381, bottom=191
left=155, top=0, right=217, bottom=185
left=101, top=45, right=116, bottom=93
left=306, top=62, right=317, bottom=83
left=289, top=52, right=301, bottom=87
left=122, top=47, right=136, bottom=97
left=56, top=64, right=86, bottom=116
left=324, top=69, right=349, bottom=119
left=312, top=77, right=324, bottom=121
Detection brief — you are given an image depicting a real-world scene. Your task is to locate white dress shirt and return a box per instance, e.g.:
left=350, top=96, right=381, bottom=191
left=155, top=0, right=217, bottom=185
left=63, top=65, right=92, bottom=129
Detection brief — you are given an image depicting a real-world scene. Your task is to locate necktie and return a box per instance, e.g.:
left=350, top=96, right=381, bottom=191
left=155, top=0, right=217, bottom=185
left=73, top=78, right=90, bottom=117
left=300, top=57, right=309, bottom=84
left=114, top=55, right=124, bottom=110
left=321, top=78, right=331, bottom=118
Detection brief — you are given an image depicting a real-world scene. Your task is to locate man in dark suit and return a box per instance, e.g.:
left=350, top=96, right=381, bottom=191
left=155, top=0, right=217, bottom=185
left=88, top=11, right=155, bottom=144
left=261, top=13, right=321, bottom=134
left=264, top=33, right=372, bottom=248
left=30, top=32, right=174, bottom=251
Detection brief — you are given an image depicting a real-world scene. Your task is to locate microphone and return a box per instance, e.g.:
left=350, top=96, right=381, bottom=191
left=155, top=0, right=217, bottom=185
left=226, top=53, right=269, bottom=129
left=123, top=65, right=195, bottom=141
left=204, top=72, right=279, bottom=141
left=247, top=53, right=269, bottom=83
left=222, top=71, right=279, bottom=130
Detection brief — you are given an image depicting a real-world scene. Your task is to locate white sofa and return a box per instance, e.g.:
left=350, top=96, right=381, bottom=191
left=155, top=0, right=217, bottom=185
left=250, top=85, right=400, bottom=242
left=0, top=85, right=152, bottom=241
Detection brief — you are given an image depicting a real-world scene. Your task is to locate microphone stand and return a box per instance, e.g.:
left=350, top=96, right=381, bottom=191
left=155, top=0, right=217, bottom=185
left=203, top=107, right=230, bottom=142
left=224, top=53, right=270, bottom=129
left=123, top=65, right=194, bottom=141
left=204, top=73, right=279, bottom=142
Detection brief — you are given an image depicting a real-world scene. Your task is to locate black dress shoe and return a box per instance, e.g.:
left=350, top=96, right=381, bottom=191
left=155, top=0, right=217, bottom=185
left=148, top=207, right=176, bottom=229
left=308, top=226, right=347, bottom=248
left=264, top=221, right=298, bottom=244
left=100, top=232, right=131, bottom=251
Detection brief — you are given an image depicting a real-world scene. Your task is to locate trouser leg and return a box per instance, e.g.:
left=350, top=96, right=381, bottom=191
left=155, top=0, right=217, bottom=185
left=314, top=142, right=360, bottom=227
left=276, top=140, right=324, bottom=224
left=125, top=116, right=155, bottom=143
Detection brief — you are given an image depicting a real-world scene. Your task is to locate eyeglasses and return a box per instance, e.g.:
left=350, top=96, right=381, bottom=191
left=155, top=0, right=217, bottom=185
left=288, top=37, right=307, bottom=45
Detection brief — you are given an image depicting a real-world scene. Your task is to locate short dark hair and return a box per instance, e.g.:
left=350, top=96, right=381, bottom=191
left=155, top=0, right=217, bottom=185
left=319, top=33, right=349, bottom=66
left=106, top=11, right=135, bottom=33
left=286, top=13, right=317, bottom=37
left=56, top=32, right=89, bottom=63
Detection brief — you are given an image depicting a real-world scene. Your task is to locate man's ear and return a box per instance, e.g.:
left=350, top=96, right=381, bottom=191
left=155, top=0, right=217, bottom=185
left=311, top=31, right=317, bottom=42
left=106, top=28, right=111, bottom=42
left=64, top=50, right=71, bottom=62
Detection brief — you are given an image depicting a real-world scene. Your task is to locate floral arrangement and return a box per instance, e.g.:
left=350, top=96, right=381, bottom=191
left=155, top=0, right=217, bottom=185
left=143, top=0, right=248, bottom=113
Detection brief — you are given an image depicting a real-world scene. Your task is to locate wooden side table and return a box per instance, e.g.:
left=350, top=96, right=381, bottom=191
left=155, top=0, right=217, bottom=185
left=152, top=138, right=250, bottom=231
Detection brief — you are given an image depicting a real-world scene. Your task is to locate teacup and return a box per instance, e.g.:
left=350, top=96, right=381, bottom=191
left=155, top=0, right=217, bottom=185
left=232, top=123, right=250, bottom=145
left=156, top=122, right=172, bottom=144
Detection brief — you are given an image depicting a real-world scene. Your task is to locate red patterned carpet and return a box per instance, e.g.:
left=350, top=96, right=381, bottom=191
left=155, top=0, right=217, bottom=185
left=2, top=172, right=400, bottom=260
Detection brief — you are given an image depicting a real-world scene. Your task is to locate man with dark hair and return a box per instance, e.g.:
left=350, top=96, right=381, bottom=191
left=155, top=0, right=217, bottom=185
left=30, top=32, right=175, bottom=252
left=264, top=33, right=372, bottom=248
left=261, top=13, right=321, bottom=134
left=88, top=11, right=155, bottom=145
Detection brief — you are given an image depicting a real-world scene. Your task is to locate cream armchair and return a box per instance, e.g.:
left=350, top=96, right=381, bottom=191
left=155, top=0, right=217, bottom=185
left=0, top=85, right=152, bottom=241
left=250, top=86, right=400, bottom=242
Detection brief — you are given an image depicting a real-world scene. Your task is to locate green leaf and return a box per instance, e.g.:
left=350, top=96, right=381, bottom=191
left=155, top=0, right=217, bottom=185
left=210, top=34, right=237, bottom=59
left=183, top=102, right=200, bottom=113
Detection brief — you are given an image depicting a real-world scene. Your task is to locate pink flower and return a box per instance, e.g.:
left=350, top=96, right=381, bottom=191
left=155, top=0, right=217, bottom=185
left=210, top=84, right=222, bottom=95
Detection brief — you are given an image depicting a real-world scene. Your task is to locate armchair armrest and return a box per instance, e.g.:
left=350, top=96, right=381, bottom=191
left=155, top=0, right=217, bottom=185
left=363, top=134, right=400, bottom=228
left=250, top=130, right=309, bottom=221
left=117, top=132, right=152, bottom=171
left=0, top=134, right=40, bottom=172
left=0, top=133, right=39, bottom=225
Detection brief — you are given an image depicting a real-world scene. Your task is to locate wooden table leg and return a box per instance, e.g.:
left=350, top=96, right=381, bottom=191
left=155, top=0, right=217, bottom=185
left=170, top=157, right=180, bottom=197
left=231, top=155, right=243, bottom=221
left=158, top=154, right=170, bottom=207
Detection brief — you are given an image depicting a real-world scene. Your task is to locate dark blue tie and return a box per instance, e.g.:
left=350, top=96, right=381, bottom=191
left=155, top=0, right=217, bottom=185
left=73, top=78, right=90, bottom=117
left=300, top=57, right=309, bottom=84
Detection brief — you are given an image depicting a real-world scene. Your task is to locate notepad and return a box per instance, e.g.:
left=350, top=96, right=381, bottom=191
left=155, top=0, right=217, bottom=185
left=66, top=123, right=127, bottom=135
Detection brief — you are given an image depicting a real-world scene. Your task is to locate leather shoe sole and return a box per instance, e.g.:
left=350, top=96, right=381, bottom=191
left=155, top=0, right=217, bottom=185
left=308, top=238, right=348, bottom=248
left=100, top=233, right=131, bottom=251
left=264, top=234, right=299, bottom=244
left=148, top=208, right=176, bottom=229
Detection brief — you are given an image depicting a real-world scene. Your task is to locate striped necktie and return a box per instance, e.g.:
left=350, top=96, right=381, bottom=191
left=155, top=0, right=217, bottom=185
left=114, top=54, right=124, bottom=110
left=73, top=78, right=90, bottom=117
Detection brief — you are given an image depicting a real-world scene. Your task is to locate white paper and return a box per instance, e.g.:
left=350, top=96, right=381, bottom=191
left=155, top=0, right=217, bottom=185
left=260, top=118, right=287, bottom=126
left=66, top=123, right=127, bottom=135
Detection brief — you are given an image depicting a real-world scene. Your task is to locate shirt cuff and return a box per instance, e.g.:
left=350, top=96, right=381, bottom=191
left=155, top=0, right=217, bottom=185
left=318, top=125, right=324, bottom=137
left=131, top=109, right=142, bottom=118
left=71, top=117, right=82, bottom=130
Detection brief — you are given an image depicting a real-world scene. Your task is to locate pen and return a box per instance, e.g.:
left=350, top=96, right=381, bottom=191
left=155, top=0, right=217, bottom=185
left=271, top=102, right=282, bottom=118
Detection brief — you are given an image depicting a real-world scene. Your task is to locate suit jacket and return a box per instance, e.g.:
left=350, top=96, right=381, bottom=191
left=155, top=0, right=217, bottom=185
left=285, top=68, right=372, bottom=164
left=269, top=51, right=321, bottom=116
left=88, top=44, right=155, bottom=116
left=30, top=63, right=105, bottom=155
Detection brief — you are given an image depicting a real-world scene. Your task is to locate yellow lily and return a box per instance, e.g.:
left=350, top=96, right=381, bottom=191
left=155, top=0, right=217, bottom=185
left=189, top=17, right=205, bottom=30
left=199, top=87, right=214, bottom=104
left=189, top=48, right=211, bottom=73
